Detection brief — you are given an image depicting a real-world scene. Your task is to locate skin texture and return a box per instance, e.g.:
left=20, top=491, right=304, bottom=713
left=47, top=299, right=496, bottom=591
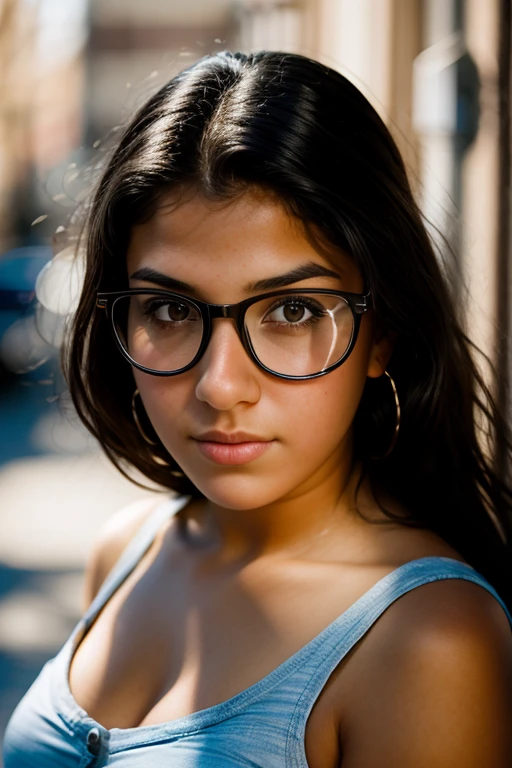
left=69, top=190, right=512, bottom=767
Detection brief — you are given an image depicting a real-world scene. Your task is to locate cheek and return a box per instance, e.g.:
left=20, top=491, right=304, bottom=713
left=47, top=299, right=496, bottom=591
left=271, top=313, right=374, bottom=439
left=133, top=334, right=371, bottom=490
left=133, top=372, right=189, bottom=444
left=292, top=362, right=368, bottom=451
left=134, top=343, right=370, bottom=435
left=300, top=315, right=373, bottom=415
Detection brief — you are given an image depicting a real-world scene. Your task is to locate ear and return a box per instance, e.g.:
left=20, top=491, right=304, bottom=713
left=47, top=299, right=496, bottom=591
left=366, top=327, right=396, bottom=379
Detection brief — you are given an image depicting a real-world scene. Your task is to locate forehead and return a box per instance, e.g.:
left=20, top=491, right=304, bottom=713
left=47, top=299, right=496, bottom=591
left=126, top=190, right=359, bottom=293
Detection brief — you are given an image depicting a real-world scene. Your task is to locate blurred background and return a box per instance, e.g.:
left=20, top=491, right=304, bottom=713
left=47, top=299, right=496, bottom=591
left=0, top=0, right=511, bottom=755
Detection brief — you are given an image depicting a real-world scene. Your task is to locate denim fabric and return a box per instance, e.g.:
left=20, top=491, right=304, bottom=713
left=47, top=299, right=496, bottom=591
left=4, top=495, right=512, bottom=768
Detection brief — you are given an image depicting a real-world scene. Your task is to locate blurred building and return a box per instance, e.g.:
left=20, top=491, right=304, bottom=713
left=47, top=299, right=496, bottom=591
left=86, top=0, right=238, bottom=141
left=0, top=0, right=36, bottom=250
left=0, top=0, right=87, bottom=250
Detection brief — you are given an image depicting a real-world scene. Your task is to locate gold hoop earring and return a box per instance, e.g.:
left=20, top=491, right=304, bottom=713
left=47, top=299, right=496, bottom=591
left=131, top=389, right=159, bottom=446
left=370, top=371, right=400, bottom=460
left=131, top=389, right=185, bottom=478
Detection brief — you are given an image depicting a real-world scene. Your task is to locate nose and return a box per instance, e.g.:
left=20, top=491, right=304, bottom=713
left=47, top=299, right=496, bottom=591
left=194, top=319, right=261, bottom=410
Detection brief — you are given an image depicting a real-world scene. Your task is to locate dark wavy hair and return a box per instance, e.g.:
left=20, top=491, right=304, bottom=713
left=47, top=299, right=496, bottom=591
left=65, top=50, right=512, bottom=610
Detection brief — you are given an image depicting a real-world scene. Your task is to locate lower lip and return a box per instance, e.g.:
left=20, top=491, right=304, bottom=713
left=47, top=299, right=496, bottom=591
left=194, top=440, right=274, bottom=465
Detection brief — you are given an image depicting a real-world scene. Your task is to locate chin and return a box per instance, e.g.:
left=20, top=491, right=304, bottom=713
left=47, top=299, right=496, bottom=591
left=182, top=472, right=292, bottom=511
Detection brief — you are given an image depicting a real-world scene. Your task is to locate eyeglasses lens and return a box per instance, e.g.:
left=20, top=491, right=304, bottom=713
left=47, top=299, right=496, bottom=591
left=246, top=293, right=354, bottom=376
left=114, top=294, right=203, bottom=372
left=112, top=292, right=354, bottom=377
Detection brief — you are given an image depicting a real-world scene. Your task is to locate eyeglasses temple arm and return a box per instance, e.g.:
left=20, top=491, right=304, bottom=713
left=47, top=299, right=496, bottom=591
left=353, top=291, right=372, bottom=314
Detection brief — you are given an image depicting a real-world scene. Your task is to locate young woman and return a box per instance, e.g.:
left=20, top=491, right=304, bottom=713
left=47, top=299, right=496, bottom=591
left=4, top=50, right=512, bottom=767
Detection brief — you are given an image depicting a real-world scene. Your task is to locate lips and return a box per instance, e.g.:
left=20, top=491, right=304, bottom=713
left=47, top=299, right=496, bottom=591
left=192, top=430, right=275, bottom=465
left=194, top=430, right=270, bottom=443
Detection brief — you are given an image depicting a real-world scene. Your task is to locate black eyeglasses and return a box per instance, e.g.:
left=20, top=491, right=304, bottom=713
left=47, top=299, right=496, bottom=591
left=96, top=287, right=371, bottom=380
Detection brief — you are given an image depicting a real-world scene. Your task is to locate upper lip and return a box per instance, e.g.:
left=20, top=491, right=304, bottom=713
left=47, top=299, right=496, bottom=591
left=193, top=430, right=272, bottom=443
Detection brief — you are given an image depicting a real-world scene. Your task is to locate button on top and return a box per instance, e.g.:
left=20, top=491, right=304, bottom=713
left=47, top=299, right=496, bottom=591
left=86, top=727, right=101, bottom=756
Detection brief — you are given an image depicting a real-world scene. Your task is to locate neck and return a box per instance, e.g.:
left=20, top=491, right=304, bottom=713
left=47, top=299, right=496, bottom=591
left=178, top=458, right=379, bottom=569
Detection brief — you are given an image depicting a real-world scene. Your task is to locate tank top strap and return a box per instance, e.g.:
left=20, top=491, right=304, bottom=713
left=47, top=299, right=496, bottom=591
left=285, top=556, right=512, bottom=766
left=78, top=494, right=190, bottom=636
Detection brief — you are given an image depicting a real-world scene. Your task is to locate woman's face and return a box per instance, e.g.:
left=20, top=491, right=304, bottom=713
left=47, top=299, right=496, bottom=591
left=127, top=190, right=390, bottom=510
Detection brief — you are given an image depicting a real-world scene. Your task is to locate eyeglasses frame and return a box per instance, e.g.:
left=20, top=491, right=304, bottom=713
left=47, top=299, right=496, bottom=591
left=96, top=287, right=372, bottom=381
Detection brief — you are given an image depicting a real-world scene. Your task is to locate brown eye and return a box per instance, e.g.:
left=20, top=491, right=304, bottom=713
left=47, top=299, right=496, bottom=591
left=264, top=300, right=317, bottom=325
left=163, top=302, right=190, bottom=322
left=282, top=303, right=306, bottom=323
left=152, top=301, right=194, bottom=323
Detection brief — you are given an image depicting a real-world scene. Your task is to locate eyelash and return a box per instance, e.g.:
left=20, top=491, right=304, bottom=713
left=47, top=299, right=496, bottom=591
left=138, top=295, right=327, bottom=332
left=141, top=299, right=197, bottom=327
left=263, top=297, right=325, bottom=327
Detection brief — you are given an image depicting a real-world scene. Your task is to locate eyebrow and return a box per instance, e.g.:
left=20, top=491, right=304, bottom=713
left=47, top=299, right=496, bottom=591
left=130, top=268, right=194, bottom=293
left=129, top=262, right=342, bottom=294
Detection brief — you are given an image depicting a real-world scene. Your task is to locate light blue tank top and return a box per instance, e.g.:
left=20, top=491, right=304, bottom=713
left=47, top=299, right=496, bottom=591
left=3, top=495, right=512, bottom=768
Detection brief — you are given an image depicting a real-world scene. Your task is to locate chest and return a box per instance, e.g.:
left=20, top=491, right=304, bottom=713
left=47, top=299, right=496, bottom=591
left=68, top=559, right=385, bottom=767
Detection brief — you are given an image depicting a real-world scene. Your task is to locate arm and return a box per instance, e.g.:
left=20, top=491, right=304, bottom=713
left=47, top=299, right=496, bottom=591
left=338, top=579, right=512, bottom=767
left=81, top=496, right=162, bottom=611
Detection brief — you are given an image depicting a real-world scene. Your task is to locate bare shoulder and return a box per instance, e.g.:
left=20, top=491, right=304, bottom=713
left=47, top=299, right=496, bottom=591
left=81, top=495, right=164, bottom=611
left=337, top=576, right=512, bottom=767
